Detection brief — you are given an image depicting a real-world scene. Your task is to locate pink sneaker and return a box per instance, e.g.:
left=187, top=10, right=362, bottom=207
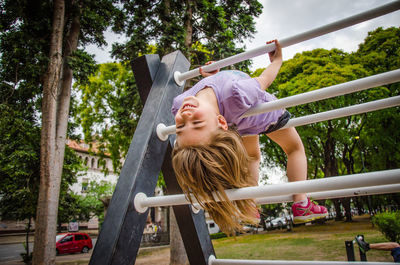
left=292, top=198, right=328, bottom=224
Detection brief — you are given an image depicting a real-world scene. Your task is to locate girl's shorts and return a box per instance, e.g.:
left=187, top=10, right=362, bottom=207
left=263, top=110, right=291, bottom=134
left=391, top=247, right=400, bottom=263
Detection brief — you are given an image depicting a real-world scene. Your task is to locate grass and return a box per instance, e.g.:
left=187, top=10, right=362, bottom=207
left=212, top=215, right=394, bottom=262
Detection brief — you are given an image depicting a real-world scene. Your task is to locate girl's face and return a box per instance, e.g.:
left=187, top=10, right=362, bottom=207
left=175, top=96, right=227, bottom=147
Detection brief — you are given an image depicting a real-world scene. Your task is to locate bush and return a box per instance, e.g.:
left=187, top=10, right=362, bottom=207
left=372, top=211, right=400, bottom=242
left=210, top=232, right=227, bottom=239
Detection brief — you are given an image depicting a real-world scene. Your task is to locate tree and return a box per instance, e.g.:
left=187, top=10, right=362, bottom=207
left=259, top=48, right=370, bottom=221
left=257, top=27, right=400, bottom=220
left=113, top=0, right=262, bottom=71
left=1, top=0, right=122, bottom=263
left=353, top=27, right=400, bottom=212
left=74, top=62, right=140, bottom=174
left=0, top=105, right=82, bottom=263
left=79, top=181, right=116, bottom=227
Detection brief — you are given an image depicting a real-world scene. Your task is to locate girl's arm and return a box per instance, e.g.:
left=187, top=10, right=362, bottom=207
left=254, top=40, right=283, bottom=91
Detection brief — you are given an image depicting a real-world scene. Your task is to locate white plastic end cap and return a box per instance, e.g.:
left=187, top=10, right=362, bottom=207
left=134, top=192, right=148, bottom=213
left=156, top=123, right=169, bottom=141
left=174, top=71, right=185, bottom=86
left=191, top=204, right=201, bottom=214
left=208, top=255, right=216, bottom=265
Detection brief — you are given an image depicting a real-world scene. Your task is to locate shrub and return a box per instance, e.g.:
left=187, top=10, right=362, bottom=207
left=372, top=211, right=400, bottom=242
left=210, top=232, right=227, bottom=239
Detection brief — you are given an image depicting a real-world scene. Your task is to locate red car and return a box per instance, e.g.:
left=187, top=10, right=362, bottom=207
left=56, top=232, right=93, bottom=255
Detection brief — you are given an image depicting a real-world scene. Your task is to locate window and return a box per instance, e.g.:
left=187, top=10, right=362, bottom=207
left=82, top=178, right=89, bottom=192
left=84, top=157, right=88, bottom=166
left=61, top=235, right=73, bottom=243
left=75, top=234, right=84, bottom=241
left=209, top=223, right=215, bottom=228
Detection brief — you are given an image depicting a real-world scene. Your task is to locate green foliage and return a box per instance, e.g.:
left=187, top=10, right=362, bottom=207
left=258, top=28, right=400, bottom=186
left=353, top=27, right=400, bottom=172
left=0, top=104, right=82, bottom=224
left=74, top=62, right=141, bottom=174
left=113, top=0, right=262, bottom=72
left=260, top=203, right=284, bottom=218
left=210, top=232, right=227, bottom=239
left=0, top=104, right=41, bottom=221
left=78, top=181, right=116, bottom=225
left=372, top=211, right=400, bottom=242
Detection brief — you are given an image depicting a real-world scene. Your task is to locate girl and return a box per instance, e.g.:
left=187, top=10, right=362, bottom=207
left=171, top=40, right=327, bottom=235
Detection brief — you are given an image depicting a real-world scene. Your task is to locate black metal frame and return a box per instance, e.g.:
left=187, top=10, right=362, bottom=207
left=89, top=52, right=215, bottom=265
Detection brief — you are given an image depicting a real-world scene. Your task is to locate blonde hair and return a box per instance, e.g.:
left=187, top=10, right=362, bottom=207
left=172, top=129, right=258, bottom=235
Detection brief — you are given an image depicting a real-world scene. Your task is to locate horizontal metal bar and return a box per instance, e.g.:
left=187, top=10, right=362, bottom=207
left=208, top=255, right=394, bottom=265
left=281, top=96, right=400, bottom=129
left=242, top=69, right=400, bottom=118
left=256, top=184, right=400, bottom=205
left=175, top=1, right=400, bottom=84
left=134, top=169, right=400, bottom=212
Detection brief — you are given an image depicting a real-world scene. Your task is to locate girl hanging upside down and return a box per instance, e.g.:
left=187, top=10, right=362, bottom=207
left=171, top=40, right=327, bottom=235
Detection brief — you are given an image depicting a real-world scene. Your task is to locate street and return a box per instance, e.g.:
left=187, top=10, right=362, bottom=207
left=0, top=239, right=97, bottom=263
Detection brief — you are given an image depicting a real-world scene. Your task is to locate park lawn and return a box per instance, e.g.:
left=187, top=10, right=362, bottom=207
left=212, top=215, right=394, bottom=262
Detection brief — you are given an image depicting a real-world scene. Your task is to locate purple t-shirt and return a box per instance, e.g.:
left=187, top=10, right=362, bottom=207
left=171, top=70, right=284, bottom=136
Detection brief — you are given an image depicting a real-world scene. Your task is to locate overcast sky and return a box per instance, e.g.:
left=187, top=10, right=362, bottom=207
left=246, top=0, right=400, bottom=70
left=86, top=0, right=400, bottom=71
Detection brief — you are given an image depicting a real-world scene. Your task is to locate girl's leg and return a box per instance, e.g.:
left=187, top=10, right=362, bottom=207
left=242, top=135, right=261, bottom=186
left=266, top=127, right=307, bottom=202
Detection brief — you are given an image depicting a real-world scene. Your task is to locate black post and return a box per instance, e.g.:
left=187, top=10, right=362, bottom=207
left=90, top=51, right=216, bottom=265
left=358, top=235, right=368, bottom=261
left=345, top=240, right=356, bottom=261
left=90, top=51, right=191, bottom=264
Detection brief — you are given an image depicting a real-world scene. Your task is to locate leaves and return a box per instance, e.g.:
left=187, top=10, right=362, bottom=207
left=74, top=62, right=141, bottom=174
left=258, top=28, right=400, bottom=187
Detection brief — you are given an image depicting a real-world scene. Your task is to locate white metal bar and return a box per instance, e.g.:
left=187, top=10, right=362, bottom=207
left=175, top=1, right=400, bottom=84
left=281, top=96, right=400, bottom=130
left=256, top=184, right=400, bottom=205
left=134, top=169, right=400, bottom=212
left=242, top=69, right=400, bottom=118
left=208, top=256, right=393, bottom=265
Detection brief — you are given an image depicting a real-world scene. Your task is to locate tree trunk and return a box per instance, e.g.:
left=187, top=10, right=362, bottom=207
left=26, top=218, right=31, bottom=263
left=54, top=3, right=81, bottom=189
left=169, top=208, right=189, bottom=265
left=183, top=0, right=193, bottom=55
left=33, top=1, right=65, bottom=264
left=342, top=198, right=352, bottom=222
left=333, top=199, right=343, bottom=221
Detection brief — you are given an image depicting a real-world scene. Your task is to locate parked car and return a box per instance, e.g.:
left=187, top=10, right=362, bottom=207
left=265, top=216, right=288, bottom=229
left=56, top=232, right=93, bottom=255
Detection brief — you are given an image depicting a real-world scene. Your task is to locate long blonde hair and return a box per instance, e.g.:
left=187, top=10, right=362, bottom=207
left=172, top=129, right=258, bottom=235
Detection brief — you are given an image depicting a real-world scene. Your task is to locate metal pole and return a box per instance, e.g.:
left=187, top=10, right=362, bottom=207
left=136, top=183, right=400, bottom=211
left=208, top=255, right=393, bottom=265
left=281, top=96, right=400, bottom=130
left=242, top=69, right=400, bottom=118
left=358, top=235, right=368, bottom=262
left=345, top=241, right=356, bottom=261
left=256, top=184, right=400, bottom=205
left=174, top=1, right=400, bottom=85
left=134, top=169, right=400, bottom=212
